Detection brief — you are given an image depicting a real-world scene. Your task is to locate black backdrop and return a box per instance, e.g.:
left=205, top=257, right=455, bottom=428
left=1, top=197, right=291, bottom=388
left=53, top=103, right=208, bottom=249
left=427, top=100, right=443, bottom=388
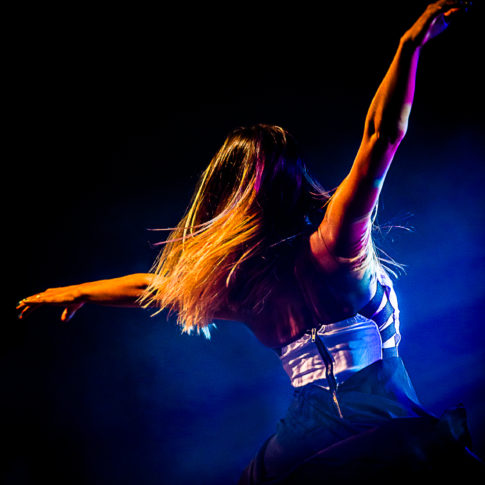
left=7, top=2, right=485, bottom=484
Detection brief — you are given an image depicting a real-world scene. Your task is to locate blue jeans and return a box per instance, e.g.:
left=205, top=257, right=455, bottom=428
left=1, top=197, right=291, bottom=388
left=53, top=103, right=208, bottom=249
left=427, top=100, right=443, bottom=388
left=238, top=357, right=470, bottom=484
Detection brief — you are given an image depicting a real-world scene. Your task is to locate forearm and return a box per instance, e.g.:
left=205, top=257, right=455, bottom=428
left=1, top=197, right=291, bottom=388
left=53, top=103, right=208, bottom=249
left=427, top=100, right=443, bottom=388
left=364, top=36, right=420, bottom=156
left=316, top=2, right=460, bottom=261
left=322, top=39, right=421, bottom=244
left=78, top=273, right=154, bottom=307
left=17, top=273, right=157, bottom=321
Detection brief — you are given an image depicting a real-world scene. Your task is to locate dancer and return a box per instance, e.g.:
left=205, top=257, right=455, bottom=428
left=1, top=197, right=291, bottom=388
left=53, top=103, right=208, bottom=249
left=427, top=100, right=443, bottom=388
left=17, top=1, right=483, bottom=482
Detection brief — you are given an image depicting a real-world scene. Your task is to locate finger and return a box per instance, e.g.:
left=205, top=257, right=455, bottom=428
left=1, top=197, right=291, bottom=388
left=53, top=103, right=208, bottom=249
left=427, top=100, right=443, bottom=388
left=61, top=303, right=83, bottom=322
left=444, top=7, right=460, bottom=16
left=61, top=308, right=77, bottom=322
left=18, top=305, right=29, bottom=319
left=18, top=305, right=37, bottom=320
left=16, top=300, right=27, bottom=310
left=61, top=308, right=70, bottom=322
left=443, top=4, right=471, bottom=17
left=20, top=294, right=44, bottom=305
left=21, top=290, right=74, bottom=306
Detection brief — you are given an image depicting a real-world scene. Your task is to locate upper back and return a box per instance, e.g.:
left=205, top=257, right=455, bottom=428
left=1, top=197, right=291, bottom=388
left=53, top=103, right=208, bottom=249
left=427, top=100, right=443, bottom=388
left=234, top=234, right=376, bottom=348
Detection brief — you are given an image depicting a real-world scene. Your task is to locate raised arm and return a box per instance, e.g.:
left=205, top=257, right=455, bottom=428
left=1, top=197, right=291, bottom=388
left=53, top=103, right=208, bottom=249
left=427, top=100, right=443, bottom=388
left=311, top=1, right=469, bottom=268
left=17, top=273, right=154, bottom=322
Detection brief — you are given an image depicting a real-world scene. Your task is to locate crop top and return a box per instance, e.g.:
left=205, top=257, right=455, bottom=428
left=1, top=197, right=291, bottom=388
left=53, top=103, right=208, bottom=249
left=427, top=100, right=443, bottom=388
left=277, top=267, right=401, bottom=392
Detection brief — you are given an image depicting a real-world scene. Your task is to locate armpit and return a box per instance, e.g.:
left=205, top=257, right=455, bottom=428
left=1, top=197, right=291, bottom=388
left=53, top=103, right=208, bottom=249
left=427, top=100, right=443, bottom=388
left=311, top=219, right=375, bottom=281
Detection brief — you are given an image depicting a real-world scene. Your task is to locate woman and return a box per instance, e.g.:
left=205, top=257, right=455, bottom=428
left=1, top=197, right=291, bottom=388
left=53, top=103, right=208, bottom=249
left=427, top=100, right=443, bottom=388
left=17, top=1, right=483, bottom=482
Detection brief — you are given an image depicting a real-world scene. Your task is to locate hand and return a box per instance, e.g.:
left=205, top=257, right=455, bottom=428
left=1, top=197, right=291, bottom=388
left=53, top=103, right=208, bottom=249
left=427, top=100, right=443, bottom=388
left=403, top=0, right=471, bottom=47
left=17, top=285, right=86, bottom=322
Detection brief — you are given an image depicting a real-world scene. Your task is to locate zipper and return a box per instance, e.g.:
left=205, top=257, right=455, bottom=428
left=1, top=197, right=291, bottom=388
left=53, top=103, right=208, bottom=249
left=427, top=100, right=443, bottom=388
left=311, top=326, right=344, bottom=419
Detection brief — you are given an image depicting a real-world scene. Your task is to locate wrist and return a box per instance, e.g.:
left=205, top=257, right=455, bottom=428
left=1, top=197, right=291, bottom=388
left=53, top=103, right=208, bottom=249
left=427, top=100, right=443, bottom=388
left=76, top=282, right=92, bottom=303
left=131, top=273, right=155, bottom=289
left=399, top=33, right=422, bottom=53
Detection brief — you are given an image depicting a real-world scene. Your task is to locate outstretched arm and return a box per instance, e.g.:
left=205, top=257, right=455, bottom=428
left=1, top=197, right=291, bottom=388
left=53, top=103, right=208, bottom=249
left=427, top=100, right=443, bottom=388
left=311, top=0, right=469, bottom=268
left=17, top=273, right=155, bottom=322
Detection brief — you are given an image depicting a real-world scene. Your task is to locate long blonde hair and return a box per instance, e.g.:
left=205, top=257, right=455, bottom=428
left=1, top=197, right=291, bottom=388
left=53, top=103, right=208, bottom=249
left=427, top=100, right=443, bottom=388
left=140, top=124, right=330, bottom=335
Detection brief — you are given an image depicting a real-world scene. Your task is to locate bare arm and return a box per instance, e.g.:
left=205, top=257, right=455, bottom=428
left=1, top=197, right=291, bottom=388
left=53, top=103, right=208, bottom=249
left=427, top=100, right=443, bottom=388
left=17, top=273, right=154, bottom=322
left=311, top=1, right=469, bottom=267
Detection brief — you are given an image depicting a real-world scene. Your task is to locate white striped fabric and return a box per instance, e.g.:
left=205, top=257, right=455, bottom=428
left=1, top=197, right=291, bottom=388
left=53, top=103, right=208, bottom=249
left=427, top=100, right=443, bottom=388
left=279, top=270, right=401, bottom=389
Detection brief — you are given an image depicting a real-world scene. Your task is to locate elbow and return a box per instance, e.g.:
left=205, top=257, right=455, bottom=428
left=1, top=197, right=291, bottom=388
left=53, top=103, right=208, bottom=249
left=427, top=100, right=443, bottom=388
left=375, top=124, right=407, bottom=146
left=367, top=111, right=410, bottom=147
left=368, top=119, right=408, bottom=147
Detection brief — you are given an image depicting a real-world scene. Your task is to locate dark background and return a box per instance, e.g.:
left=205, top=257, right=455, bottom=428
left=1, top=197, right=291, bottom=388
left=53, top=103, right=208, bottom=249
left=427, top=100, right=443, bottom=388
left=6, top=1, right=485, bottom=484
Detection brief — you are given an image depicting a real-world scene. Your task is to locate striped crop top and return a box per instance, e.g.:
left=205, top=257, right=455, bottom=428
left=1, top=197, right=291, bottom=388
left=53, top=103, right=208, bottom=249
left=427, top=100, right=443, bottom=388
left=277, top=268, right=401, bottom=392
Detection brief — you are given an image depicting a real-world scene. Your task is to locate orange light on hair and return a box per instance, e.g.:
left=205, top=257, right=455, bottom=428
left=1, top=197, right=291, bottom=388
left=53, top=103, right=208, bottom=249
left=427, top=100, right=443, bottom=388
left=139, top=125, right=331, bottom=336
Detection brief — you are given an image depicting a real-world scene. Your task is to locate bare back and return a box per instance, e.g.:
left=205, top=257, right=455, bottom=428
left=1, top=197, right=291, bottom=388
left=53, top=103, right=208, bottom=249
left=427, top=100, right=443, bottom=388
left=220, top=232, right=376, bottom=349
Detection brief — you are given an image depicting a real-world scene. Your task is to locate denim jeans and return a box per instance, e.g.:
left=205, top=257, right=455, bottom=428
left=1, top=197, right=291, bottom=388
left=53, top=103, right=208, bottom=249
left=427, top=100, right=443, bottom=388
left=239, top=357, right=435, bottom=484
